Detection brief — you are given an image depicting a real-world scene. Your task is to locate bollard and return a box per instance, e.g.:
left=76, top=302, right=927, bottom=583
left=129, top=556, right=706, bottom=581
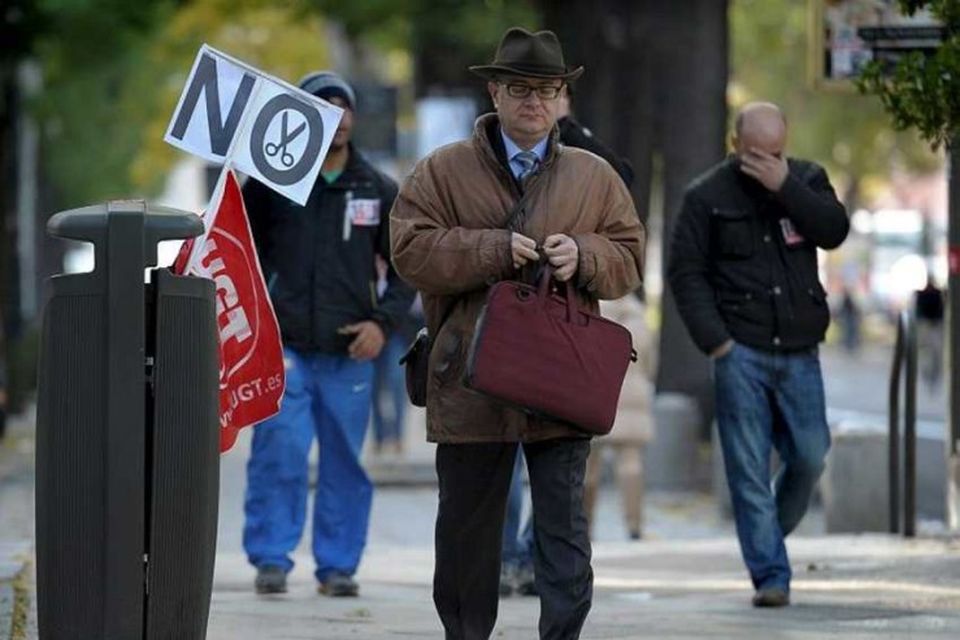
left=36, top=200, right=219, bottom=639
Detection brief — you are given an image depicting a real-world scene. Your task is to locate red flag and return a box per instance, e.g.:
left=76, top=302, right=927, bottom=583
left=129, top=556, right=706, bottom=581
left=174, top=169, right=285, bottom=452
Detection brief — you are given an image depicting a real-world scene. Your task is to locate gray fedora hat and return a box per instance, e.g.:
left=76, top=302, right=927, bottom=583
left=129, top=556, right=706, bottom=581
left=469, top=27, right=584, bottom=81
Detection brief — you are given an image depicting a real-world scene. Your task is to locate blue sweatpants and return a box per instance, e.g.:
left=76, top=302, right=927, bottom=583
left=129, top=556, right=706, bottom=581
left=243, top=348, right=374, bottom=582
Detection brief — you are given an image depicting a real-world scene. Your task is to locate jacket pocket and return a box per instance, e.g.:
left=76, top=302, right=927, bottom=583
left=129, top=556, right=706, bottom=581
left=431, top=329, right=464, bottom=388
left=806, top=283, right=827, bottom=305
left=800, top=283, right=830, bottom=337
left=712, top=208, right=754, bottom=259
left=716, top=290, right=755, bottom=314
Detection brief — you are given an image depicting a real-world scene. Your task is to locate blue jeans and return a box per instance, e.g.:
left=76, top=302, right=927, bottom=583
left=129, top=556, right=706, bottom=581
left=502, top=450, right=534, bottom=567
left=243, top=348, right=374, bottom=582
left=371, top=334, right=408, bottom=445
left=714, top=343, right=830, bottom=592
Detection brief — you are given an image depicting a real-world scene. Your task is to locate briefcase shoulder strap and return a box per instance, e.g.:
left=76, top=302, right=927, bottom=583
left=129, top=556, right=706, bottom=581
left=505, top=180, right=539, bottom=233
left=432, top=180, right=540, bottom=337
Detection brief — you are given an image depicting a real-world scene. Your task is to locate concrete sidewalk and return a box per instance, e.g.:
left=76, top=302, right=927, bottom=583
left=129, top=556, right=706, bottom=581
left=0, top=415, right=35, bottom=640
left=212, top=430, right=960, bottom=639
left=208, top=534, right=960, bottom=639
left=5, top=416, right=960, bottom=639
left=7, top=336, right=960, bottom=639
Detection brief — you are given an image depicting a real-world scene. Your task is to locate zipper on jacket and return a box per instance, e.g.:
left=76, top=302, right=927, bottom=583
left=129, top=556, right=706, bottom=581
left=342, top=189, right=353, bottom=242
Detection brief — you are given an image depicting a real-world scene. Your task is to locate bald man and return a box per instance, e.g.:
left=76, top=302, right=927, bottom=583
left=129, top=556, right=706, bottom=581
left=668, top=102, right=848, bottom=608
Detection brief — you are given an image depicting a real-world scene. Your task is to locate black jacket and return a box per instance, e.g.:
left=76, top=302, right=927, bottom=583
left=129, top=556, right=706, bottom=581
left=558, top=116, right=635, bottom=188
left=668, top=156, right=849, bottom=354
left=244, top=146, right=416, bottom=354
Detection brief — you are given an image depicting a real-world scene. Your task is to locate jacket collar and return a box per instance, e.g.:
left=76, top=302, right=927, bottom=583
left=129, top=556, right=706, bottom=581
left=323, top=143, right=373, bottom=189
left=500, top=129, right=549, bottom=167
left=473, top=113, right=561, bottom=191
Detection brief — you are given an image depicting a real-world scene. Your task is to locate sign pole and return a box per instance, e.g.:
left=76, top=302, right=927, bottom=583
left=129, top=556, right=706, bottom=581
left=182, top=163, right=230, bottom=272
left=948, top=143, right=960, bottom=530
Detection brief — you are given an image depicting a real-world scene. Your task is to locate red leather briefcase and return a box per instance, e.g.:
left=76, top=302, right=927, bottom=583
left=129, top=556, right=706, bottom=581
left=465, top=270, right=635, bottom=435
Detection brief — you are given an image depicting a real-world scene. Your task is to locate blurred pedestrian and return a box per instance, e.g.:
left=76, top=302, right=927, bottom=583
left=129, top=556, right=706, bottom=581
left=557, top=87, right=635, bottom=187
left=391, top=27, right=644, bottom=640
left=915, top=275, right=945, bottom=390
left=669, top=102, right=849, bottom=608
left=242, top=71, right=415, bottom=597
left=370, top=258, right=421, bottom=455
left=500, top=87, right=637, bottom=597
left=583, top=295, right=655, bottom=540
left=837, top=287, right=861, bottom=353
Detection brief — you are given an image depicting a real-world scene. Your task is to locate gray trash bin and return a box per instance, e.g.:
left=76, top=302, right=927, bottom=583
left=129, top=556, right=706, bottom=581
left=36, top=200, right=219, bottom=639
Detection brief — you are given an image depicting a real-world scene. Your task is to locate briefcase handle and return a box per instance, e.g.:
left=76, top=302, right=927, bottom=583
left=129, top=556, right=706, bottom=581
left=535, top=266, right=581, bottom=324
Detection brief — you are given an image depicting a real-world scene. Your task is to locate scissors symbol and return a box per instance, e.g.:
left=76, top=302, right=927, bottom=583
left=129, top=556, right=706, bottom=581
left=264, top=111, right=306, bottom=168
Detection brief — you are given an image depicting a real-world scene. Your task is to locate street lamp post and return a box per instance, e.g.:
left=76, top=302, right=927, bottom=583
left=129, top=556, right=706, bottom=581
left=949, top=145, right=960, bottom=530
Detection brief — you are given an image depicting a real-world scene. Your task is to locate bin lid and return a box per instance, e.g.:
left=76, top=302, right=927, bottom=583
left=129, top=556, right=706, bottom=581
left=48, top=199, right=204, bottom=269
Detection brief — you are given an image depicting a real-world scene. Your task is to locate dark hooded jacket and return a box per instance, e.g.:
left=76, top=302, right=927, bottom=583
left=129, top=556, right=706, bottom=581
left=244, top=145, right=415, bottom=354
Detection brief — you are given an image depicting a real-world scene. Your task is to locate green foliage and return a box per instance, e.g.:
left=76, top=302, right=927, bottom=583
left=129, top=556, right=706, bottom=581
left=304, top=0, right=413, bottom=47
left=31, top=0, right=536, bottom=206
left=31, top=0, right=332, bottom=204
left=732, top=0, right=940, bottom=202
left=125, top=0, right=333, bottom=196
left=0, top=0, right=47, bottom=64
left=856, top=0, right=960, bottom=150
left=308, top=0, right=539, bottom=67
left=23, top=1, right=178, bottom=204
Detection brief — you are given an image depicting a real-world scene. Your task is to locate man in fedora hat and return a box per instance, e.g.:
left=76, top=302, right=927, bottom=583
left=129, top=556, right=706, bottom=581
left=390, top=27, right=644, bottom=639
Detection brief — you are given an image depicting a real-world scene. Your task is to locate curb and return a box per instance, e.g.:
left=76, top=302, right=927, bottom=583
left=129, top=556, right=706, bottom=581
left=366, top=459, right=436, bottom=487
left=0, top=546, right=29, bottom=640
left=7, top=562, right=29, bottom=640
left=0, top=582, right=12, bottom=640
left=0, top=414, right=36, bottom=640
left=309, top=458, right=439, bottom=489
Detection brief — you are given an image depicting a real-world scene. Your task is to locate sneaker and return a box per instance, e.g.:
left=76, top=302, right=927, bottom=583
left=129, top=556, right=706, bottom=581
left=318, top=572, right=359, bottom=597
left=752, top=587, right=790, bottom=608
left=499, top=563, right=516, bottom=597
left=515, top=562, right=537, bottom=597
left=255, top=565, right=287, bottom=594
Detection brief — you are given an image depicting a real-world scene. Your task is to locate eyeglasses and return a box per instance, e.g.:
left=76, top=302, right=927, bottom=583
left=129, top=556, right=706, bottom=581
left=499, top=82, right=564, bottom=100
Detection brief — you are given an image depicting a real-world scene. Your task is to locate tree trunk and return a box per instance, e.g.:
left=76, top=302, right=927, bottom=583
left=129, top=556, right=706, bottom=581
left=654, top=0, right=729, bottom=421
left=539, top=0, right=656, bottom=223
left=541, top=0, right=729, bottom=427
left=0, top=66, right=19, bottom=343
left=409, top=4, right=491, bottom=108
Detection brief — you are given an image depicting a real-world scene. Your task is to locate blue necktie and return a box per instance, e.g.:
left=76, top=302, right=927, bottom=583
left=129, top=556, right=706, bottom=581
left=514, top=150, right=540, bottom=181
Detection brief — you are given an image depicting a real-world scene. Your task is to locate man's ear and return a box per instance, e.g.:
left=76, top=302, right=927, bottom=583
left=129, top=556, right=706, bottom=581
left=487, top=81, right=500, bottom=108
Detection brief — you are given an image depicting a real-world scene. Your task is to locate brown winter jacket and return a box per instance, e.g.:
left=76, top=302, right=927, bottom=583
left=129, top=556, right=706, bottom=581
left=390, top=113, right=645, bottom=443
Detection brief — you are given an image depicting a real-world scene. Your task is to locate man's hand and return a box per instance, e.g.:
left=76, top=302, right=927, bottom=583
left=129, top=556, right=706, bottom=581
left=739, top=148, right=788, bottom=192
left=543, top=234, right=579, bottom=282
left=710, top=339, right=735, bottom=360
left=339, top=321, right=386, bottom=361
left=512, top=232, right=540, bottom=270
